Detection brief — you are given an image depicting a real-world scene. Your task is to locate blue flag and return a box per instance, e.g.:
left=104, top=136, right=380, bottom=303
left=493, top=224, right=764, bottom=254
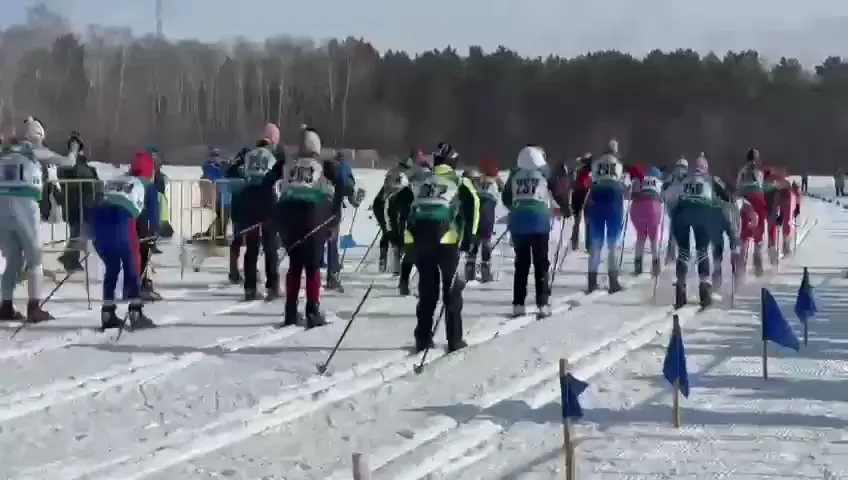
left=559, top=373, right=588, bottom=420
left=794, top=267, right=817, bottom=325
left=662, top=315, right=690, bottom=397
left=762, top=288, right=800, bottom=351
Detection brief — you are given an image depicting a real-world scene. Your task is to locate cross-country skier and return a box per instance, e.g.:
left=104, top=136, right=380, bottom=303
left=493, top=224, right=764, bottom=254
left=570, top=153, right=593, bottom=251
left=325, top=150, right=365, bottom=292
left=230, top=123, right=282, bottom=301
left=128, top=148, right=162, bottom=301
left=629, top=165, right=664, bottom=276
left=669, top=154, right=733, bottom=308
left=0, top=118, right=79, bottom=321
left=503, top=145, right=570, bottom=317
left=763, top=167, right=800, bottom=259
left=462, top=161, right=503, bottom=283
left=395, top=142, right=478, bottom=353
left=736, top=148, right=768, bottom=276
left=585, top=139, right=630, bottom=293
left=218, top=147, right=251, bottom=283
left=270, top=127, right=340, bottom=328
left=91, top=174, right=156, bottom=330
left=661, top=157, right=689, bottom=264
left=383, top=166, right=413, bottom=294
left=373, top=149, right=426, bottom=273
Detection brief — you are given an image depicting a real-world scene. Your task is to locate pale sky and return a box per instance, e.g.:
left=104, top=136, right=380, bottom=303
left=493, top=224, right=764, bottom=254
left=4, top=1, right=848, bottom=64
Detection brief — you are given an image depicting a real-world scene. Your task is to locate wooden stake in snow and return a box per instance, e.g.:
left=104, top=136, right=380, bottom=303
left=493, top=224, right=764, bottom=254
left=352, top=452, right=370, bottom=480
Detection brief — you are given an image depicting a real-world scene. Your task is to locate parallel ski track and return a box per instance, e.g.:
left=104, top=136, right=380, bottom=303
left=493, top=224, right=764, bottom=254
left=47, top=264, right=666, bottom=479
left=377, top=219, right=819, bottom=480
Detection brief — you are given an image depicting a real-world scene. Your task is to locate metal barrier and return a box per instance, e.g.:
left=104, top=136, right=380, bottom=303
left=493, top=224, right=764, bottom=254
left=42, top=178, right=232, bottom=253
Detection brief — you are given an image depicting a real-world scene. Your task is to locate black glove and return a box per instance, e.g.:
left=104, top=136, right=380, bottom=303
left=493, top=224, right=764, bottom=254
left=794, top=205, right=800, bottom=218
left=776, top=213, right=783, bottom=226
left=68, top=131, right=84, bottom=153
left=459, top=236, right=474, bottom=254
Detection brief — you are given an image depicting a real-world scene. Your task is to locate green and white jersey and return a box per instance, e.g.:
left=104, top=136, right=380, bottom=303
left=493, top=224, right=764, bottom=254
left=278, top=157, right=334, bottom=203
left=511, top=168, right=549, bottom=209
left=410, top=171, right=460, bottom=222
left=103, top=175, right=145, bottom=218
left=242, top=146, right=277, bottom=182
left=0, top=144, right=43, bottom=200
left=678, top=172, right=716, bottom=206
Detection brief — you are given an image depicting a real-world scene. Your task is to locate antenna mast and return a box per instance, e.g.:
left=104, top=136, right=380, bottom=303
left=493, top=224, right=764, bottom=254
left=155, top=0, right=163, bottom=38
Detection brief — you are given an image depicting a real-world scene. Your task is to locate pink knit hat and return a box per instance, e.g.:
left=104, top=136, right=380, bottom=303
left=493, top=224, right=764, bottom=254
left=262, top=123, right=280, bottom=145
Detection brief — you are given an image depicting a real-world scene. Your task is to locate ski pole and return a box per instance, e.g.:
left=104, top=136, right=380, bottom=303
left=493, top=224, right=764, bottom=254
left=11, top=252, right=91, bottom=339
left=549, top=217, right=568, bottom=289
left=339, top=205, right=360, bottom=267
left=354, top=231, right=381, bottom=273
left=278, top=215, right=338, bottom=269
left=316, top=282, right=375, bottom=374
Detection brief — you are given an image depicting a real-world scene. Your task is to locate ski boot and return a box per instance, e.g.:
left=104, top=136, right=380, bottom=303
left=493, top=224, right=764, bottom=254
left=608, top=270, right=624, bottom=294
left=100, top=304, right=124, bottom=330
left=768, top=245, right=779, bottom=266
left=712, top=264, right=723, bottom=291
left=464, top=260, right=477, bottom=282
left=586, top=271, right=599, bottom=293
left=264, top=285, right=281, bottom=301
left=674, top=282, right=687, bottom=309
left=0, top=300, right=23, bottom=321
left=140, top=278, right=163, bottom=301
left=651, top=256, right=661, bottom=277
left=447, top=338, right=468, bottom=353
left=281, top=301, right=304, bottom=328
left=305, top=301, right=327, bottom=328
left=244, top=289, right=260, bottom=301
left=378, top=251, right=388, bottom=273
left=512, top=304, right=526, bottom=318
left=58, top=252, right=84, bottom=272
left=753, top=244, right=765, bottom=276
left=782, top=235, right=793, bottom=256
left=128, top=303, right=156, bottom=330
left=414, top=334, right=435, bottom=354
left=536, top=304, right=552, bottom=319
left=325, top=273, right=344, bottom=293
left=665, top=242, right=676, bottom=265
left=398, top=278, right=411, bottom=296
left=698, top=281, right=713, bottom=308
left=26, top=300, right=54, bottom=323
left=633, top=256, right=643, bottom=276
left=479, top=262, right=494, bottom=283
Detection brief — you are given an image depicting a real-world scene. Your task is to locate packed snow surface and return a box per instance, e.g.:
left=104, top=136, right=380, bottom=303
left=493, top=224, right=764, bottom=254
left=0, top=167, right=842, bottom=479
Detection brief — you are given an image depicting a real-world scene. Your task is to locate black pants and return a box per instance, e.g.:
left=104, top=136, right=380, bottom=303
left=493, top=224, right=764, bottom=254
left=801, top=178, right=808, bottom=193
left=243, top=224, right=279, bottom=291
left=473, top=237, right=493, bottom=263
left=379, top=233, right=390, bottom=264
left=400, top=243, right=415, bottom=283
left=512, top=233, right=551, bottom=307
left=136, top=216, right=155, bottom=281
left=414, top=242, right=463, bottom=345
left=837, top=186, right=845, bottom=197
left=570, top=188, right=589, bottom=246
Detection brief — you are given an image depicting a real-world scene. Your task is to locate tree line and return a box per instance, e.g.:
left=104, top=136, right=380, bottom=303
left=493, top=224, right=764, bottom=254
left=2, top=4, right=848, bottom=176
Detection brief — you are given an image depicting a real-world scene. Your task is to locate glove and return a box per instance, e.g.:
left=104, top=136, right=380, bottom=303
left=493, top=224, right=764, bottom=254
left=794, top=205, right=800, bottom=218
left=68, top=131, right=83, bottom=154
left=352, top=188, right=366, bottom=207
left=459, top=236, right=474, bottom=254
left=776, top=213, right=783, bottom=226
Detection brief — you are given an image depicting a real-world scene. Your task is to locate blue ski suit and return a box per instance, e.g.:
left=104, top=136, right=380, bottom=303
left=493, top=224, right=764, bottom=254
left=585, top=153, right=629, bottom=273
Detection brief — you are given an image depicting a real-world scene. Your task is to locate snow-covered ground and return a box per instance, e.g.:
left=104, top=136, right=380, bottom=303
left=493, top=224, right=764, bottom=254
left=0, top=169, right=841, bottom=479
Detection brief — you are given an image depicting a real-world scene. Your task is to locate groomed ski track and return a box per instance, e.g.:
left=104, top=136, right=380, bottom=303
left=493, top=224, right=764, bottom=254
left=0, top=190, right=823, bottom=479
left=430, top=195, right=844, bottom=480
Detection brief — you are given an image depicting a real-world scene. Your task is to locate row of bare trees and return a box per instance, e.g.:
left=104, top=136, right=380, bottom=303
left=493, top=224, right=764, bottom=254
left=4, top=4, right=848, bottom=174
